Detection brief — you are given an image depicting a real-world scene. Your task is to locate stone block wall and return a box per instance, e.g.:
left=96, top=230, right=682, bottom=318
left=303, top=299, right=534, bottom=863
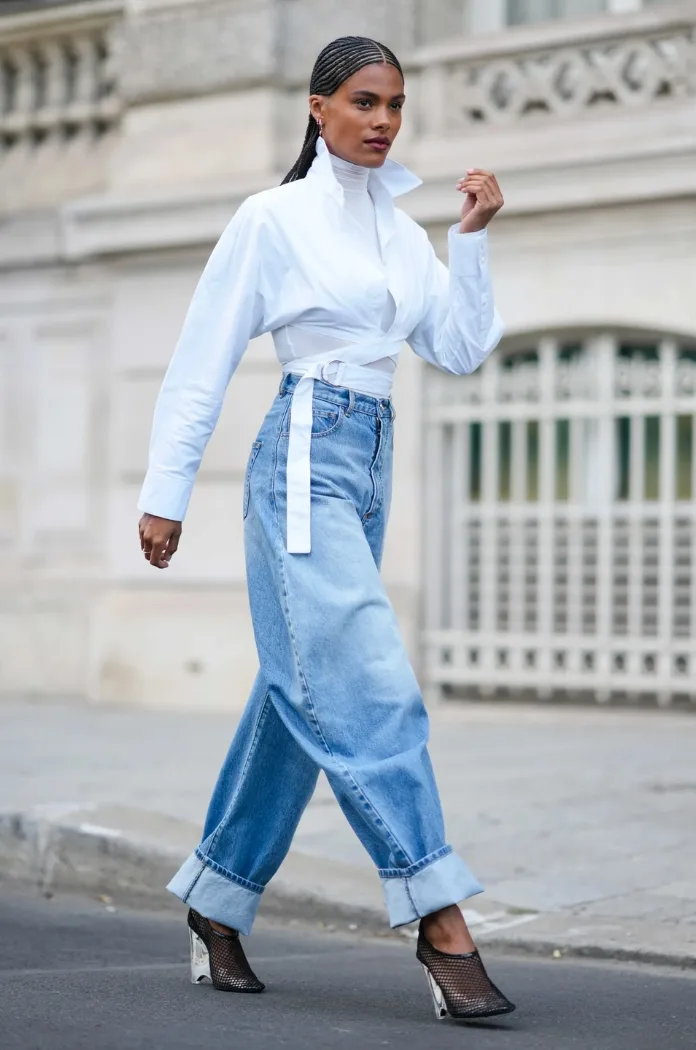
left=1, top=0, right=694, bottom=707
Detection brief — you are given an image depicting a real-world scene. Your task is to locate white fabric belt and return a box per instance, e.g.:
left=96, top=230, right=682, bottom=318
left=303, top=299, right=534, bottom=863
left=281, top=345, right=401, bottom=554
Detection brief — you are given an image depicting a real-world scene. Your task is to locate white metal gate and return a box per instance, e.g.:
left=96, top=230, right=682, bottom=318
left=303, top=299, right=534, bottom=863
left=423, top=331, right=696, bottom=706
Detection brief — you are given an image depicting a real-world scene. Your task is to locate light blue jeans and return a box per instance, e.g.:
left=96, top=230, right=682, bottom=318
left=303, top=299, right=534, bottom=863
left=167, top=374, right=483, bottom=933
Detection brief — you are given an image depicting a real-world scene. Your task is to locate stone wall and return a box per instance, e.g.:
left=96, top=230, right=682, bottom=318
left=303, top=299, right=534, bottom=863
left=1, top=0, right=695, bottom=708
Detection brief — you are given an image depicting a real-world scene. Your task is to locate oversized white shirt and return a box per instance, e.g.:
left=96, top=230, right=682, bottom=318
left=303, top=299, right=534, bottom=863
left=138, top=135, right=504, bottom=551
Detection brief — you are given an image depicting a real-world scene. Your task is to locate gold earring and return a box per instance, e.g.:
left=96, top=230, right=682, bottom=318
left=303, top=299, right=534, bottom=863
left=316, top=118, right=324, bottom=137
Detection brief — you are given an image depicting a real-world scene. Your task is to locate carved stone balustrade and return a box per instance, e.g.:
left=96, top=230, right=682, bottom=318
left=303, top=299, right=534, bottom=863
left=0, top=0, right=122, bottom=152
left=409, top=3, right=696, bottom=133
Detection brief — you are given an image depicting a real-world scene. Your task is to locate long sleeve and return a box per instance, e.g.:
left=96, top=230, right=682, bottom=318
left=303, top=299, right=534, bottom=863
left=407, top=225, right=504, bottom=375
left=138, top=197, right=269, bottom=521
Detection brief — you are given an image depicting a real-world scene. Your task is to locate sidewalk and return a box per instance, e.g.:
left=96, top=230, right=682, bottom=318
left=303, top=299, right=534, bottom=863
left=2, top=696, right=695, bottom=967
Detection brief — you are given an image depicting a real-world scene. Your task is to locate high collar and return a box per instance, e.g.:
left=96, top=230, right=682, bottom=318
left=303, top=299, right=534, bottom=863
left=329, top=151, right=370, bottom=194
left=307, top=135, right=422, bottom=202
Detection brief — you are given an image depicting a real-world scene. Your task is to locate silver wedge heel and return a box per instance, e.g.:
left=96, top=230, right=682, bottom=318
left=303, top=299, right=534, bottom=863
left=189, top=925, right=212, bottom=984
left=421, top=963, right=448, bottom=1020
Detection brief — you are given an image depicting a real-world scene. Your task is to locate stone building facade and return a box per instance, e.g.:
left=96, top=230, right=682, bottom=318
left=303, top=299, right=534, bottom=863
left=1, top=0, right=694, bottom=709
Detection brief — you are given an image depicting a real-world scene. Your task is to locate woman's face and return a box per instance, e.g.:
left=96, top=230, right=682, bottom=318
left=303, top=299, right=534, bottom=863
left=309, top=62, right=405, bottom=168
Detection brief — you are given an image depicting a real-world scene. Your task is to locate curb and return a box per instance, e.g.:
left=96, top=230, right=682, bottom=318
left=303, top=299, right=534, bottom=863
left=2, top=812, right=694, bottom=971
left=0, top=811, right=389, bottom=933
left=0, top=811, right=183, bottom=901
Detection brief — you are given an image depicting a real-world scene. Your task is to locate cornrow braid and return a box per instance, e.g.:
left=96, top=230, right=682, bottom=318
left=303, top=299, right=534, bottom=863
left=281, top=35, right=403, bottom=185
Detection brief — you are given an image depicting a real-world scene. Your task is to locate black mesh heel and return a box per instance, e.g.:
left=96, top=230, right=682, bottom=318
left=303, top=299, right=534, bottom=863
left=416, top=924, right=515, bottom=1020
left=187, top=909, right=265, bottom=993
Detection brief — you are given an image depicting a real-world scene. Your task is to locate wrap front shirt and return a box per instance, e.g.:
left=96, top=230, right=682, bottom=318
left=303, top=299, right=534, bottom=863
left=138, top=136, right=504, bottom=552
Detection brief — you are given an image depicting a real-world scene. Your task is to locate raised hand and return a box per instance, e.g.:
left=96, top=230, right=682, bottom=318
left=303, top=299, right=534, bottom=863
left=456, top=169, right=504, bottom=234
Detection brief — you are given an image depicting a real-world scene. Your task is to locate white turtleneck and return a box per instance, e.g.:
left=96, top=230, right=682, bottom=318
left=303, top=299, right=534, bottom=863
left=283, top=151, right=398, bottom=380
left=329, top=153, right=397, bottom=374
left=329, top=154, right=381, bottom=266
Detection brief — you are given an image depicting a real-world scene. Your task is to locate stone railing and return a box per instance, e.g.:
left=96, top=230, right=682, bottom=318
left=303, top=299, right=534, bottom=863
left=409, top=3, right=696, bottom=131
left=0, top=0, right=123, bottom=151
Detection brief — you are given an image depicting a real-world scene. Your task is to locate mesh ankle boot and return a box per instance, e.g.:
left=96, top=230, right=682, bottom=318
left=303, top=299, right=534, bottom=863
left=187, top=908, right=265, bottom=993
left=416, top=923, right=516, bottom=1020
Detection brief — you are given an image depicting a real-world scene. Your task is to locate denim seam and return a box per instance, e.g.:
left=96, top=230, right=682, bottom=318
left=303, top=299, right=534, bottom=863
left=271, top=397, right=293, bottom=509
left=271, top=492, right=411, bottom=867
left=275, top=532, right=333, bottom=762
left=243, top=440, right=263, bottom=520
left=362, top=416, right=386, bottom=524
left=339, top=766, right=411, bottom=866
left=377, top=844, right=453, bottom=880
left=283, top=546, right=411, bottom=865
left=374, top=420, right=386, bottom=518
left=193, top=849, right=264, bottom=895
left=182, top=861, right=206, bottom=900
left=268, top=442, right=329, bottom=757
left=206, top=691, right=273, bottom=859
left=405, top=876, right=418, bottom=918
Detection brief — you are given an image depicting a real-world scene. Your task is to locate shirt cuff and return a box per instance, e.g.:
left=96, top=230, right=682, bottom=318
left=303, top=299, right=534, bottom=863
left=447, top=225, right=489, bottom=277
left=137, top=472, right=191, bottom=522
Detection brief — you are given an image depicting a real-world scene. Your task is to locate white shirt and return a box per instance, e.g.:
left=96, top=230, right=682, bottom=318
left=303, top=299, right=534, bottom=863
left=138, top=135, right=504, bottom=551
left=289, top=150, right=397, bottom=376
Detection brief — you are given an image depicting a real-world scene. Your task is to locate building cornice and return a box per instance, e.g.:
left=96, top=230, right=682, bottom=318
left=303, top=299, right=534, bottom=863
left=0, top=0, right=122, bottom=39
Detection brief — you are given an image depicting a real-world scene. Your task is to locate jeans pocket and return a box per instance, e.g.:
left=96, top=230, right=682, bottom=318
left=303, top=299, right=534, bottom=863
left=243, top=441, right=262, bottom=519
left=280, top=403, right=344, bottom=440
left=310, top=405, right=344, bottom=438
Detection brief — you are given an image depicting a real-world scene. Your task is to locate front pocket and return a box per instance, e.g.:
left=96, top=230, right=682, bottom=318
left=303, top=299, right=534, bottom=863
left=310, top=406, right=343, bottom=438
left=281, top=404, right=344, bottom=440
left=243, top=441, right=262, bottom=519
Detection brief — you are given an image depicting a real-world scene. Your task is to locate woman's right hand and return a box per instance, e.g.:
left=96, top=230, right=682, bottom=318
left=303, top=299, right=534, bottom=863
left=139, top=513, right=182, bottom=569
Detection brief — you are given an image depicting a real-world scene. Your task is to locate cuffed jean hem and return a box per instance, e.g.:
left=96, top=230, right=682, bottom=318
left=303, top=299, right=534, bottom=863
left=166, top=851, right=262, bottom=936
left=380, top=847, right=484, bottom=928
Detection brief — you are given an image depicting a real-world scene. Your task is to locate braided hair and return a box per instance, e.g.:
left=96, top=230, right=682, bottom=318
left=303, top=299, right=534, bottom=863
left=281, top=36, right=403, bottom=185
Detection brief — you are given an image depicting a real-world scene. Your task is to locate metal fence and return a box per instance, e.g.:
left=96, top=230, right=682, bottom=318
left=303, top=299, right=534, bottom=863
left=423, top=330, right=696, bottom=706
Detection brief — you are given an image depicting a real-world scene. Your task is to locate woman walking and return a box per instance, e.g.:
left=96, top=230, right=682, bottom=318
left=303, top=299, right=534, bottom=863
left=138, top=36, right=512, bottom=1021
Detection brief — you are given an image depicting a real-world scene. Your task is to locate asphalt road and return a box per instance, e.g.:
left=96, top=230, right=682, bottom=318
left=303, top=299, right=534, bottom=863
left=1, top=888, right=694, bottom=1050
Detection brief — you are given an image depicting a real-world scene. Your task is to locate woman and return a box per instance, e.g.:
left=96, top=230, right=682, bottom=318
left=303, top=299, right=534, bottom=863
left=138, top=36, right=512, bottom=1022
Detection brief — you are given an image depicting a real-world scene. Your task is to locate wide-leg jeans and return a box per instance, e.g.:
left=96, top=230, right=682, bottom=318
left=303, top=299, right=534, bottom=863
left=167, top=373, right=483, bottom=934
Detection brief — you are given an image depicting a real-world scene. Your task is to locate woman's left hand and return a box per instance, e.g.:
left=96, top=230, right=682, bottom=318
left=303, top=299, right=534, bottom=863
left=457, top=170, right=504, bottom=234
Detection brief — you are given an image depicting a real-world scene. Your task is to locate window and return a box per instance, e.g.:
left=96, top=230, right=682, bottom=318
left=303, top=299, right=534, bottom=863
left=423, top=331, right=696, bottom=705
